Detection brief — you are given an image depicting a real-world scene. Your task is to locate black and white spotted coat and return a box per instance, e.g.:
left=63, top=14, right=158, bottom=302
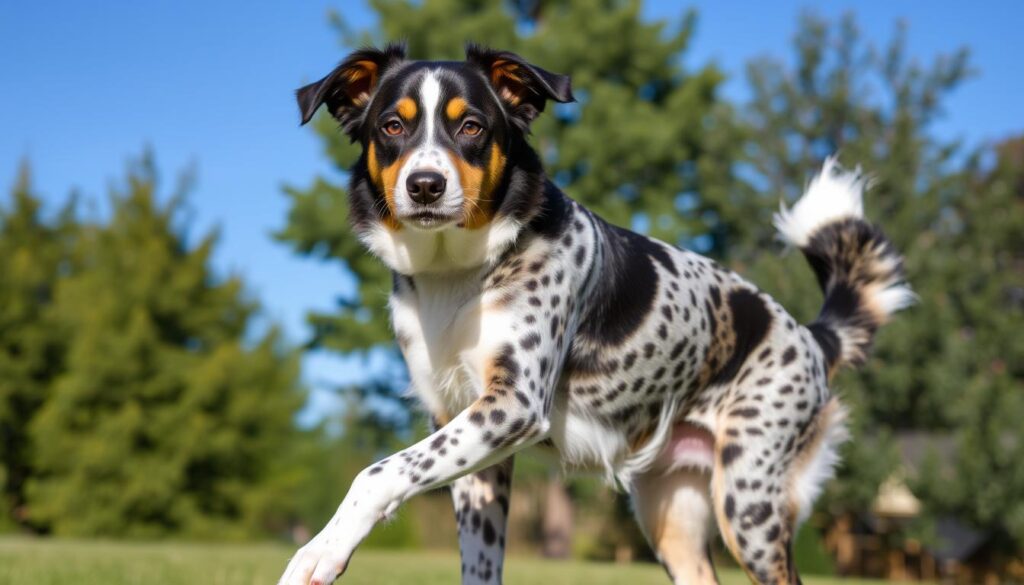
left=280, top=49, right=911, bottom=585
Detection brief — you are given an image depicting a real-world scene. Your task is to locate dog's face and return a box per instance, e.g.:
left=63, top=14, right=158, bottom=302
left=296, top=44, right=573, bottom=234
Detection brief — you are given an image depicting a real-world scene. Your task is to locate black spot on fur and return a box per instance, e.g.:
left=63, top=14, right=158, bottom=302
left=781, top=346, right=798, bottom=366
left=743, top=501, right=773, bottom=526
left=709, top=289, right=773, bottom=386
left=575, top=220, right=675, bottom=346
left=430, top=434, right=448, bottom=450
left=519, top=332, right=541, bottom=350
left=514, top=391, right=530, bottom=408
left=483, top=518, right=496, bottom=546
left=808, top=322, right=841, bottom=370
left=730, top=407, right=760, bottom=419
left=721, top=444, right=743, bottom=466
left=709, top=285, right=721, bottom=308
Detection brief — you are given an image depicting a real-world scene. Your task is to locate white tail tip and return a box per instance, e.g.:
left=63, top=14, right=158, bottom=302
left=774, top=157, right=867, bottom=248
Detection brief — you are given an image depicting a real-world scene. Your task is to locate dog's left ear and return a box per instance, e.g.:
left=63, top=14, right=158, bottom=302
left=466, top=44, right=574, bottom=131
left=296, top=43, right=406, bottom=136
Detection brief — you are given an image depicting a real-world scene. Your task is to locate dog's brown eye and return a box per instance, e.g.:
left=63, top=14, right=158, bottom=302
left=383, top=120, right=404, bottom=136
left=460, top=121, right=483, bottom=137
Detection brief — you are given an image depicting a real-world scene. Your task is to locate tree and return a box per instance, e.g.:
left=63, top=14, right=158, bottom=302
left=0, top=164, right=75, bottom=529
left=24, top=156, right=304, bottom=538
left=912, top=136, right=1024, bottom=553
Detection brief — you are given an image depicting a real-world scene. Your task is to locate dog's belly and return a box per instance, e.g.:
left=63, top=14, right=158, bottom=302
left=548, top=406, right=717, bottom=476
left=656, top=422, right=715, bottom=470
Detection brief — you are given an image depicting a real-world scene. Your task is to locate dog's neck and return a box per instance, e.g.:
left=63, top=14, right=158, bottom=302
left=358, top=214, right=524, bottom=276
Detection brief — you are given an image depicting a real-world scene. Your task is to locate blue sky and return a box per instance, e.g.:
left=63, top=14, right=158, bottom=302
left=2, top=1, right=1021, bottom=422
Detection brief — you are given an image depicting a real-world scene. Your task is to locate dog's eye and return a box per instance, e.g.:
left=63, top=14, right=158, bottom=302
left=460, top=121, right=483, bottom=137
left=382, top=120, right=404, bottom=136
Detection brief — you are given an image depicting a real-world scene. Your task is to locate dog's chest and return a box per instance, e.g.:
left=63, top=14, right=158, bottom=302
left=390, top=273, right=513, bottom=419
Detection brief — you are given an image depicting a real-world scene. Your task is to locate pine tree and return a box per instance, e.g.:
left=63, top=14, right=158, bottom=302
left=0, top=164, right=75, bottom=529
left=25, top=156, right=304, bottom=537
left=912, top=137, right=1024, bottom=551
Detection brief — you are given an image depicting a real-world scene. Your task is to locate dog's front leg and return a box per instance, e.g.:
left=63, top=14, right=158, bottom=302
left=450, top=456, right=514, bottom=584
left=278, top=351, right=550, bottom=585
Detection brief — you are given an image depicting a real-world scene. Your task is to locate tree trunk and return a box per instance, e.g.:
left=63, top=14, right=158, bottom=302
left=541, top=475, right=573, bottom=558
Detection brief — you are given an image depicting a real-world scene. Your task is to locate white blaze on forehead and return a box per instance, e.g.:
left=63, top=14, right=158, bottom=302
left=391, top=70, right=462, bottom=219
left=419, top=71, right=442, bottom=143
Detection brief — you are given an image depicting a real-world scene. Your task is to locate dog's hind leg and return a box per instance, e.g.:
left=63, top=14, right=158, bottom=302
left=450, top=457, right=514, bottom=584
left=710, top=385, right=845, bottom=584
left=632, top=466, right=719, bottom=585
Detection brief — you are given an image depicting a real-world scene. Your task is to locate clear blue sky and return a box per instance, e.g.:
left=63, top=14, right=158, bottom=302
left=2, top=1, right=1021, bottom=422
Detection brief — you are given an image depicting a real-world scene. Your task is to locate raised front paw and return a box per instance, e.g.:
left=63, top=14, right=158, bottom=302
left=278, top=533, right=353, bottom=585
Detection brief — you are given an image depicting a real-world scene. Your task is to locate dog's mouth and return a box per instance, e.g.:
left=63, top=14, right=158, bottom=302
left=400, top=210, right=461, bottom=229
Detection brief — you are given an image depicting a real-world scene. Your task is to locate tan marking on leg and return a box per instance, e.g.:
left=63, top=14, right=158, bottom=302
left=711, top=433, right=755, bottom=583
left=634, top=469, right=718, bottom=585
left=713, top=414, right=803, bottom=584
left=698, top=292, right=737, bottom=387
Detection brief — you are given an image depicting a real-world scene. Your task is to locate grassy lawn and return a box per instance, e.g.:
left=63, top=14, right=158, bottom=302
left=0, top=536, right=894, bottom=585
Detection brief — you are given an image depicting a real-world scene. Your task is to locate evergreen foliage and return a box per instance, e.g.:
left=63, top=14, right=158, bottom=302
left=1, top=156, right=304, bottom=537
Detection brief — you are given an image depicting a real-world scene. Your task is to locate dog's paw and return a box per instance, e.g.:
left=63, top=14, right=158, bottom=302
left=278, top=535, right=352, bottom=585
left=278, top=471, right=397, bottom=584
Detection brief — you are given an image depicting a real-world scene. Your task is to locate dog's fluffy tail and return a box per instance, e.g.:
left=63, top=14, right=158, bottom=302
left=774, top=157, right=914, bottom=373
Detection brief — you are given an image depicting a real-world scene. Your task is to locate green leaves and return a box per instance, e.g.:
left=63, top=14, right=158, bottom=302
left=0, top=156, right=304, bottom=537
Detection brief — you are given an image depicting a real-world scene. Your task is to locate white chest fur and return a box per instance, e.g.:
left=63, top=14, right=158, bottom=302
left=390, top=271, right=516, bottom=421
left=360, top=217, right=522, bottom=276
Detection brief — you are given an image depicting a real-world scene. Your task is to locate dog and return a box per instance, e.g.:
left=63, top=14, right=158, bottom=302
left=278, top=43, right=913, bottom=585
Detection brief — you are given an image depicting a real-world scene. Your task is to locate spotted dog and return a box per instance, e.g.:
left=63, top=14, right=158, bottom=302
left=279, top=44, right=913, bottom=585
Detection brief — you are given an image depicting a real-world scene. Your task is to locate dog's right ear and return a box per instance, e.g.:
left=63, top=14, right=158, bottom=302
left=296, top=43, right=406, bottom=136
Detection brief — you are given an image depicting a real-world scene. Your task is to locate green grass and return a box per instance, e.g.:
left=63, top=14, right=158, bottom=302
left=0, top=537, right=893, bottom=585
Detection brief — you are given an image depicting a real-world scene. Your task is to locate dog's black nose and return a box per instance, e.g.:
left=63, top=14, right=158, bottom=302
left=406, top=171, right=446, bottom=204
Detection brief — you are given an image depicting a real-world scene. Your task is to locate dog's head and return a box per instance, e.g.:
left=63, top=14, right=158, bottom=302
left=296, top=44, right=573, bottom=242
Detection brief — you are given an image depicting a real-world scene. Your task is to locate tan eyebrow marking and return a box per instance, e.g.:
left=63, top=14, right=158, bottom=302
left=396, top=97, right=417, bottom=121
left=446, top=97, right=468, bottom=120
